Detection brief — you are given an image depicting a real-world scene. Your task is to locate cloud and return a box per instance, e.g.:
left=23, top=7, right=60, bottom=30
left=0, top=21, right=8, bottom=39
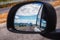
left=15, top=3, right=42, bottom=16
left=15, top=16, right=19, bottom=19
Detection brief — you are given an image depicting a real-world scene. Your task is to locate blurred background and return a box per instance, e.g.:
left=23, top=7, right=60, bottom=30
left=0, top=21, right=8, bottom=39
left=0, top=0, right=60, bottom=40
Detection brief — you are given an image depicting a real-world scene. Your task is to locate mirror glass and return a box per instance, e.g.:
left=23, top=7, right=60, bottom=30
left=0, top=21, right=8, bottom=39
left=14, top=3, right=47, bottom=32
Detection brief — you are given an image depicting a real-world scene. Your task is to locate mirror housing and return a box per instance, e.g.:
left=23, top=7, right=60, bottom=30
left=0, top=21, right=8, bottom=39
left=7, top=1, right=60, bottom=39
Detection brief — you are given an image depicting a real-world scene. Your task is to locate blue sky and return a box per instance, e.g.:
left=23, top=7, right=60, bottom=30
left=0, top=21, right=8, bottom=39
left=16, top=15, right=37, bottom=20
left=14, top=15, right=37, bottom=24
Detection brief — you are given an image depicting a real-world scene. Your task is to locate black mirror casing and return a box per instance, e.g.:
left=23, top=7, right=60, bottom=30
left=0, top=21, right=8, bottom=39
left=7, top=1, right=60, bottom=39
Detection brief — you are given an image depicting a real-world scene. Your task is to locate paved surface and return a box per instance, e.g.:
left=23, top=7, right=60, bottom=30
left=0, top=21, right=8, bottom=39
left=0, top=7, right=60, bottom=40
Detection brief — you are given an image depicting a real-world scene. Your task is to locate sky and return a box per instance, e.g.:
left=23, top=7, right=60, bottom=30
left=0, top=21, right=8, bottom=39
left=15, top=15, right=37, bottom=24
left=14, top=3, right=43, bottom=24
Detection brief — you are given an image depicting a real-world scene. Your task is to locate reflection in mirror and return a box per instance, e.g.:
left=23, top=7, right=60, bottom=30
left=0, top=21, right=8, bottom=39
left=14, top=3, right=47, bottom=32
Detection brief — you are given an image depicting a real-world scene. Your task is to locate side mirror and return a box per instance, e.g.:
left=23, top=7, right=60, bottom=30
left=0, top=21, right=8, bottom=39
left=7, top=1, right=60, bottom=39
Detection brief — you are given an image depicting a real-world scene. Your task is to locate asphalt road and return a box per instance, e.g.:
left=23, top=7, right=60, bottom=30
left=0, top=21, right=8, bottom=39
left=0, top=7, right=60, bottom=40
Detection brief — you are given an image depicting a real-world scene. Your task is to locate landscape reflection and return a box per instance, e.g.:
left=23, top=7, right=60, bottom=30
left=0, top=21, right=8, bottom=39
left=14, top=3, right=46, bottom=32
